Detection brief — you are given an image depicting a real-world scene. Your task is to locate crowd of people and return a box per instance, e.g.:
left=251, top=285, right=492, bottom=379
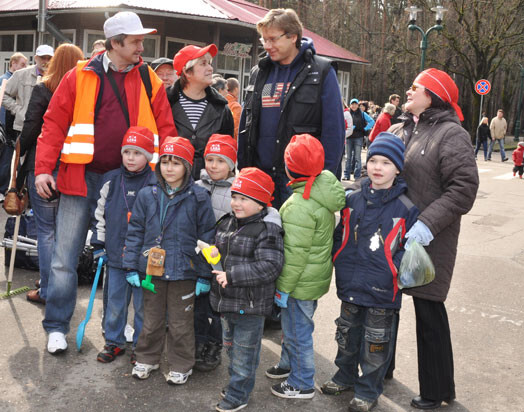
left=5, top=5, right=520, bottom=412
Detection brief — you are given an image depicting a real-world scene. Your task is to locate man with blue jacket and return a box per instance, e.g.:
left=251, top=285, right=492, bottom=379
left=238, top=8, right=345, bottom=209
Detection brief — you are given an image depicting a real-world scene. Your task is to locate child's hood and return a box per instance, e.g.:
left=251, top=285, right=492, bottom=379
left=263, top=207, right=282, bottom=228
left=291, top=170, right=346, bottom=213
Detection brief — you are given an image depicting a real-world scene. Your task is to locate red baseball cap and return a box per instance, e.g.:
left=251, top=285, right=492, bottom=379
left=231, top=167, right=275, bottom=207
left=204, top=134, right=238, bottom=171
left=173, top=44, right=218, bottom=76
left=284, top=134, right=324, bottom=199
left=159, top=136, right=195, bottom=166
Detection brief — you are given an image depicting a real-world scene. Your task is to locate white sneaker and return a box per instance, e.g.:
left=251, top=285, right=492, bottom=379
left=132, top=362, right=159, bottom=380
left=124, top=324, right=134, bottom=343
left=47, top=332, right=67, bottom=354
left=166, top=369, right=192, bottom=385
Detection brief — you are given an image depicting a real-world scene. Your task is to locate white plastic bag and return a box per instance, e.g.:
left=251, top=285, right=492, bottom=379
left=398, top=241, right=435, bottom=289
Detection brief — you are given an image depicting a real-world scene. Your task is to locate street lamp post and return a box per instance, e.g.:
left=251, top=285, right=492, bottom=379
left=514, top=64, right=524, bottom=142
left=405, top=5, right=447, bottom=71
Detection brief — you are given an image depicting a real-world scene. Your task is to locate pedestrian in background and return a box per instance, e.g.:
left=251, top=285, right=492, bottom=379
left=487, top=109, right=508, bottom=162
left=475, top=116, right=491, bottom=161
left=368, top=103, right=395, bottom=143
left=512, top=141, right=524, bottom=179
left=151, top=57, right=176, bottom=89
left=225, top=77, right=241, bottom=140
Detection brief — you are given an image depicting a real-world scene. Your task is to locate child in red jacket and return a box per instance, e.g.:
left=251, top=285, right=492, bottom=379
left=512, top=142, right=524, bottom=178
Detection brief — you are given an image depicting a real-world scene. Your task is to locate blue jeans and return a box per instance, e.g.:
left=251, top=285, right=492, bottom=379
left=43, top=171, right=103, bottom=334
left=332, top=302, right=398, bottom=402
left=194, top=293, right=222, bottom=346
left=475, top=139, right=488, bottom=160
left=488, top=138, right=506, bottom=160
left=344, top=137, right=363, bottom=179
left=222, top=313, right=265, bottom=405
left=278, top=297, right=317, bottom=390
left=27, top=171, right=58, bottom=300
left=271, top=172, right=293, bottom=210
left=104, top=266, right=144, bottom=348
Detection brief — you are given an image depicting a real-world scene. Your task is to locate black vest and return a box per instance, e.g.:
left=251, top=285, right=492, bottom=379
left=241, top=49, right=334, bottom=175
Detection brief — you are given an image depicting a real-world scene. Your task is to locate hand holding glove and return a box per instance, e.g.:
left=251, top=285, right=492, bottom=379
left=274, top=290, right=289, bottom=308
left=405, top=220, right=434, bottom=248
left=195, top=278, right=211, bottom=296
left=126, top=271, right=141, bottom=288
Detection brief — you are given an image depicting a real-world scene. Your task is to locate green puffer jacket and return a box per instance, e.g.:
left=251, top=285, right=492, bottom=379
left=277, top=170, right=346, bottom=300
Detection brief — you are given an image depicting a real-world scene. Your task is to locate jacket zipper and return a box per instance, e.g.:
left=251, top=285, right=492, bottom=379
left=218, top=220, right=234, bottom=313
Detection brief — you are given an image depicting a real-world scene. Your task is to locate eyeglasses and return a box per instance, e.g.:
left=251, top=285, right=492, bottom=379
left=259, top=33, right=288, bottom=46
left=410, top=84, right=423, bottom=91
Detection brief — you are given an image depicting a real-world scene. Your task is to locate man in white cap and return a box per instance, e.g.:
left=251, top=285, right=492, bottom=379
left=2, top=44, right=53, bottom=135
left=34, top=11, right=176, bottom=354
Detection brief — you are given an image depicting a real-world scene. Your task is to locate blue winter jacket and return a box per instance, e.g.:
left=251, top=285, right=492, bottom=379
left=91, top=165, right=153, bottom=269
left=332, top=177, right=419, bottom=309
left=123, top=176, right=216, bottom=281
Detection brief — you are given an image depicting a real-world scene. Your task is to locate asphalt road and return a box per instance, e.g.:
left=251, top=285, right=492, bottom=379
left=0, top=154, right=523, bottom=412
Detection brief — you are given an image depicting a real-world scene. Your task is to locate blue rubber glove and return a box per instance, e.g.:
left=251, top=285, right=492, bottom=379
left=92, top=247, right=107, bottom=264
left=195, top=278, right=211, bottom=296
left=126, top=271, right=141, bottom=288
left=274, top=290, right=289, bottom=308
left=405, top=220, right=434, bottom=248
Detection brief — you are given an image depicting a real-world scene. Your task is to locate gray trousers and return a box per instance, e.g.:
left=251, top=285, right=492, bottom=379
left=135, top=279, right=196, bottom=373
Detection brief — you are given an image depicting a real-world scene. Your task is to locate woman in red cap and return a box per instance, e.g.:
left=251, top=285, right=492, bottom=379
left=167, top=44, right=234, bottom=181
left=389, top=68, right=479, bottom=410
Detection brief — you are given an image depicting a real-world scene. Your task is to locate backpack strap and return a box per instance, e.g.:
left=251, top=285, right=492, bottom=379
left=139, top=63, right=153, bottom=108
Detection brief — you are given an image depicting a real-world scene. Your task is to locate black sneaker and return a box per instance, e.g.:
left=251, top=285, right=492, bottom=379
left=265, top=364, right=290, bottom=379
left=271, top=381, right=315, bottom=399
left=502, top=157, right=509, bottom=162
left=196, top=342, right=222, bottom=372
left=97, top=344, right=125, bottom=363
left=215, top=398, right=247, bottom=412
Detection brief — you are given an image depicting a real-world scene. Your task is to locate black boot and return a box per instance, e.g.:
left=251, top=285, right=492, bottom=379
left=196, top=342, right=222, bottom=372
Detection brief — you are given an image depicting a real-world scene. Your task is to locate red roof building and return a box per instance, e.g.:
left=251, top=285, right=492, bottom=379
left=0, top=0, right=367, bottom=101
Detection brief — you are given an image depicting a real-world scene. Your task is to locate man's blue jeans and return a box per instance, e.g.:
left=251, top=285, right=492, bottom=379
left=488, top=138, right=506, bottom=160
left=331, top=302, right=398, bottom=402
left=221, top=313, right=265, bottom=405
left=104, top=266, right=144, bottom=348
left=278, top=297, right=318, bottom=390
left=43, top=171, right=103, bottom=334
left=27, top=172, right=59, bottom=300
left=344, top=137, right=363, bottom=179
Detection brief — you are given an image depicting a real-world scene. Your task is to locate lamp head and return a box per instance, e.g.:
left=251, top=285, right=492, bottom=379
left=431, top=5, right=448, bottom=25
left=405, top=6, right=422, bottom=24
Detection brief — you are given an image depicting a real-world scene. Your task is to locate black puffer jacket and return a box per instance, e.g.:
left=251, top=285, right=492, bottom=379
left=210, top=209, right=284, bottom=317
left=20, top=83, right=53, bottom=173
left=167, top=81, right=234, bottom=180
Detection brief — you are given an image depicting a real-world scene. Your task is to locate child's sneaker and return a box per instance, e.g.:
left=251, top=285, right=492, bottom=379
left=215, top=398, right=247, bottom=412
left=196, top=342, right=222, bottom=372
left=320, top=379, right=353, bottom=395
left=265, top=364, right=290, bottom=379
left=166, top=369, right=192, bottom=385
left=271, top=381, right=315, bottom=399
left=348, top=397, right=378, bottom=412
left=132, top=362, right=159, bottom=380
left=97, top=344, right=125, bottom=363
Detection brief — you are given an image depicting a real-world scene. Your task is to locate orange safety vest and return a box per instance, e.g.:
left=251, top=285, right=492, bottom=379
left=60, top=60, right=161, bottom=168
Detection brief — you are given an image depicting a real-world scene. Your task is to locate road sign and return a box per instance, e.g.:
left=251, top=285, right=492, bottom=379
left=475, top=79, right=491, bottom=95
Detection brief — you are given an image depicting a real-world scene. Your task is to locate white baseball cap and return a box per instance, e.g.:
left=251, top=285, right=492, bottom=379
left=35, top=44, right=54, bottom=57
left=104, top=11, right=157, bottom=38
